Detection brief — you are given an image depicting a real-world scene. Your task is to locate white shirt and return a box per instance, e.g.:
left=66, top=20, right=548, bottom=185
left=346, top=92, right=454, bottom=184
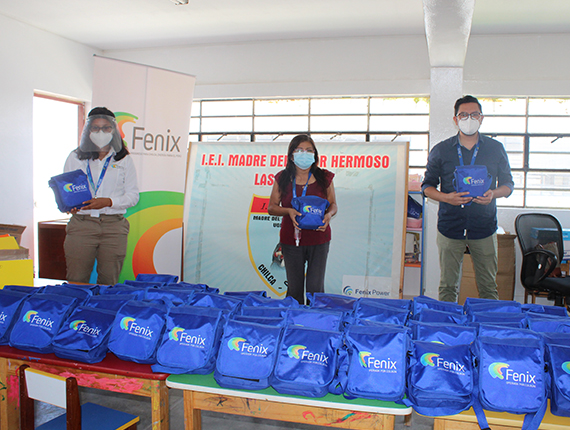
left=64, top=149, right=139, bottom=216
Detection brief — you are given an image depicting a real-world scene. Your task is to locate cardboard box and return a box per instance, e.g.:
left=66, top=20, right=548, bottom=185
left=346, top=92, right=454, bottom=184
left=458, top=234, right=516, bottom=305
left=0, top=235, right=33, bottom=288
left=0, top=224, right=26, bottom=245
left=529, top=227, right=570, bottom=260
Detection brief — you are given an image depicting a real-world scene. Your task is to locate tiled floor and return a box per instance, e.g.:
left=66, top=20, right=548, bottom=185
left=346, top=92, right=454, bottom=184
left=36, top=386, right=434, bottom=429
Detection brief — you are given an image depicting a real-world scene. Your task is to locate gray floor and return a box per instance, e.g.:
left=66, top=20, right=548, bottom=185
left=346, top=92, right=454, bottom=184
left=36, top=386, right=434, bottom=429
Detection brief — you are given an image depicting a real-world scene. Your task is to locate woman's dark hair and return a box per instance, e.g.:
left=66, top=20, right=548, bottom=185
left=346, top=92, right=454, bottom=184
left=277, top=134, right=328, bottom=195
left=88, top=107, right=115, bottom=118
left=77, top=106, right=130, bottom=161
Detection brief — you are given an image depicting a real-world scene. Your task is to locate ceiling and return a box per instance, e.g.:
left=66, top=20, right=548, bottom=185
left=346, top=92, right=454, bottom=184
left=1, top=0, right=569, bottom=52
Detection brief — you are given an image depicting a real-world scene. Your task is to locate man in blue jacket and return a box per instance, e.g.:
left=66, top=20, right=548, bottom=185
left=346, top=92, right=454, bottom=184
left=422, top=95, right=514, bottom=302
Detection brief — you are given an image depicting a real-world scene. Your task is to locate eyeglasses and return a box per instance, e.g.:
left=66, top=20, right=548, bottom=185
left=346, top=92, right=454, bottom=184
left=293, top=148, right=315, bottom=154
left=456, top=112, right=482, bottom=121
left=90, top=125, right=113, bottom=133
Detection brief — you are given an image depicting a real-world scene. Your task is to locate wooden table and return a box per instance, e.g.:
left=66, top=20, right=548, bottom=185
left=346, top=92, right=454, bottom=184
left=0, top=345, right=169, bottom=430
left=167, top=373, right=411, bottom=430
left=433, top=404, right=570, bottom=430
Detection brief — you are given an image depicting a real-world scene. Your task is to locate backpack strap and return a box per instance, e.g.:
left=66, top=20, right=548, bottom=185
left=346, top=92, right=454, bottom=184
left=471, top=382, right=491, bottom=430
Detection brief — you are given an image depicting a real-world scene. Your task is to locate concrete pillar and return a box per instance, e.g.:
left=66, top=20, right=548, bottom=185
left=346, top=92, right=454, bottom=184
left=422, top=67, right=463, bottom=298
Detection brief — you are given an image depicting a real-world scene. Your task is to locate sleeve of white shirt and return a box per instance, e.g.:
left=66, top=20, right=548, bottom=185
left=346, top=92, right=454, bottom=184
left=110, top=155, right=140, bottom=211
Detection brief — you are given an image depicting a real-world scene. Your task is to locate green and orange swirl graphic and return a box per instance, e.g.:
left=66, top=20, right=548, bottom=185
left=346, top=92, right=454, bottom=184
left=114, top=112, right=138, bottom=140
left=119, top=190, right=184, bottom=281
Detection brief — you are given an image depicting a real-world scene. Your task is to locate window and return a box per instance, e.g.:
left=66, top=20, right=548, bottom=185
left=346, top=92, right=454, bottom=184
left=479, top=97, right=570, bottom=208
left=190, top=96, right=430, bottom=179
left=189, top=96, right=570, bottom=209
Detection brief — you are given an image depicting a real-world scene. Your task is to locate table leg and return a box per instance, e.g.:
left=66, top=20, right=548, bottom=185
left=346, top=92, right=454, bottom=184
left=151, top=379, right=169, bottom=430
left=0, top=358, right=19, bottom=430
left=183, top=391, right=202, bottom=430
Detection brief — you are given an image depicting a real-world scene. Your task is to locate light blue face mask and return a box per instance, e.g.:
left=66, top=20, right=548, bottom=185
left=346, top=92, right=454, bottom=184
left=293, top=152, right=315, bottom=170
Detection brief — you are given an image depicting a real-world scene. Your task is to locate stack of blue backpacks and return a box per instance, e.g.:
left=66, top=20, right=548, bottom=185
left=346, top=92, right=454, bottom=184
left=2, top=282, right=570, bottom=430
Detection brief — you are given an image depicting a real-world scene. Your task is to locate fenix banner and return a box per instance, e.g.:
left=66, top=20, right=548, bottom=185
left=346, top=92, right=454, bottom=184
left=183, top=141, right=408, bottom=299
left=92, top=56, right=196, bottom=281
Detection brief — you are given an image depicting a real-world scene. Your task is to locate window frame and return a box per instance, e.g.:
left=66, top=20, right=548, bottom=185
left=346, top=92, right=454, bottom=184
left=189, top=96, right=570, bottom=209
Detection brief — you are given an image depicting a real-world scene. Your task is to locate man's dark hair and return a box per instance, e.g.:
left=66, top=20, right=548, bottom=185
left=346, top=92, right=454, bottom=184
left=454, top=95, right=482, bottom=116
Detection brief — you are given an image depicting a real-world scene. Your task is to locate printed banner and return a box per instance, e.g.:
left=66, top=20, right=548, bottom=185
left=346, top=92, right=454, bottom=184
left=92, top=56, right=195, bottom=280
left=183, top=142, right=408, bottom=298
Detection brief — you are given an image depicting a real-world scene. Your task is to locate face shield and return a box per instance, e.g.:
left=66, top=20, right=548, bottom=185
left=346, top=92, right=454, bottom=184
left=79, top=114, right=124, bottom=154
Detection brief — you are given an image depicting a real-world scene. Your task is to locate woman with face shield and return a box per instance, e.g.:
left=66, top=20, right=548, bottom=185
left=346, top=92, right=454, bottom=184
left=63, top=107, right=139, bottom=285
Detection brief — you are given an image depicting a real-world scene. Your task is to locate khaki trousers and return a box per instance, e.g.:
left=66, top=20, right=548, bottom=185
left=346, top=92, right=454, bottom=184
left=437, top=231, right=499, bottom=302
left=64, top=214, right=130, bottom=285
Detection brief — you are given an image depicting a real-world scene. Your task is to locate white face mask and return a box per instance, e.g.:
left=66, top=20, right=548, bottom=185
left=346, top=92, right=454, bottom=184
left=458, top=118, right=481, bottom=136
left=90, top=131, right=113, bottom=148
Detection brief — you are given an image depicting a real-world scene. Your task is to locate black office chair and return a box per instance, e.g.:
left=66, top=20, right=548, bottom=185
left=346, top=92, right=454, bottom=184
left=515, top=213, right=570, bottom=307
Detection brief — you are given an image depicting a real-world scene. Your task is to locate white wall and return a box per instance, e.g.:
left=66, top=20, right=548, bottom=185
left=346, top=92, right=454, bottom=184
left=103, top=35, right=431, bottom=98
left=3, top=11, right=570, bottom=297
left=104, top=33, right=570, bottom=99
left=0, top=15, right=99, bottom=263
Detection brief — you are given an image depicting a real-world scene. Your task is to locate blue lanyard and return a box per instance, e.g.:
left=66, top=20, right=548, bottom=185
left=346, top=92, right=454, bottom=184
left=457, top=141, right=480, bottom=166
left=86, top=156, right=111, bottom=197
left=292, top=172, right=312, bottom=199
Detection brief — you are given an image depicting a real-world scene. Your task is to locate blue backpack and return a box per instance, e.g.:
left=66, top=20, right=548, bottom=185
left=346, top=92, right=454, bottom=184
left=307, top=292, right=356, bottom=311
left=2, top=285, right=41, bottom=295
left=469, top=311, right=526, bottom=327
left=343, top=324, right=410, bottom=401
left=84, top=294, right=137, bottom=311
left=291, top=173, right=330, bottom=230
left=522, top=303, right=569, bottom=317
left=215, top=319, right=283, bottom=390
left=285, top=308, right=344, bottom=331
left=271, top=325, right=343, bottom=397
left=101, top=285, right=146, bottom=300
left=154, top=306, right=227, bottom=374
left=52, top=306, right=116, bottom=363
left=108, top=301, right=168, bottom=364
left=405, top=340, right=474, bottom=416
left=464, top=298, right=522, bottom=315
left=543, top=332, right=570, bottom=417
left=0, top=290, right=29, bottom=345
left=224, top=290, right=268, bottom=298
left=453, top=164, right=492, bottom=198
left=232, top=315, right=284, bottom=326
left=526, top=312, right=570, bottom=333
left=123, top=280, right=165, bottom=288
left=242, top=294, right=299, bottom=309
left=9, top=293, right=78, bottom=353
left=176, top=282, right=219, bottom=294
left=355, top=297, right=412, bottom=311
left=473, top=326, right=549, bottom=430
left=352, top=299, right=410, bottom=326
left=144, top=288, right=195, bottom=305
left=417, top=308, right=466, bottom=325
left=136, top=273, right=179, bottom=284
left=409, top=321, right=477, bottom=346
left=49, top=169, right=93, bottom=212
left=189, top=292, right=242, bottom=313
left=42, top=285, right=93, bottom=305
left=412, top=296, right=463, bottom=319
left=240, top=306, right=286, bottom=319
